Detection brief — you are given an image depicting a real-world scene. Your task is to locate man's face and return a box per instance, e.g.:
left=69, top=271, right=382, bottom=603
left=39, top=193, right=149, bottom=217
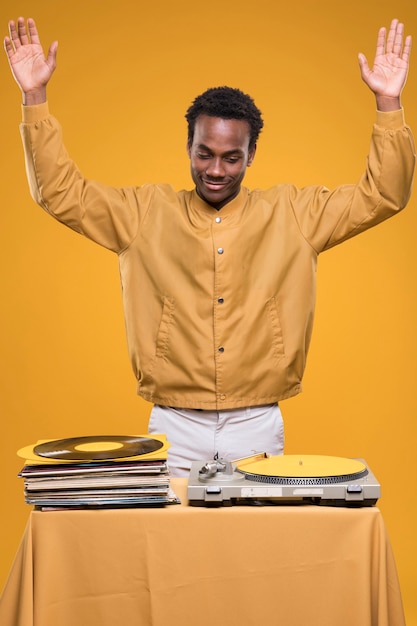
left=187, top=115, right=256, bottom=209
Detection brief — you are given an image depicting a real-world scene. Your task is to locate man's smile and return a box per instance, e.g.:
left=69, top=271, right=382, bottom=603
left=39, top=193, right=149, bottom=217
left=202, top=179, right=228, bottom=189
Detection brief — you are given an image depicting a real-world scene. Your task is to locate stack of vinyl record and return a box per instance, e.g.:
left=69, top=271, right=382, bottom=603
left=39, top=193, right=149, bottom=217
left=17, top=435, right=178, bottom=509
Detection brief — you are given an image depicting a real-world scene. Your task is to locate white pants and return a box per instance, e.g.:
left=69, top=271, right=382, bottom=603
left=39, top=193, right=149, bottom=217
left=148, top=403, right=284, bottom=477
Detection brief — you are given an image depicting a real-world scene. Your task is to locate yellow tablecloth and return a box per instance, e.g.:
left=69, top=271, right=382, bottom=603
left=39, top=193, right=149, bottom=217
left=0, top=479, right=405, bottom=626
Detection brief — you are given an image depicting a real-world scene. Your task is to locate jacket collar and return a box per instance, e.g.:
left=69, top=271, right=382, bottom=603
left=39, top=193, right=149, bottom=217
left=190, top=187, right=249, bottom=219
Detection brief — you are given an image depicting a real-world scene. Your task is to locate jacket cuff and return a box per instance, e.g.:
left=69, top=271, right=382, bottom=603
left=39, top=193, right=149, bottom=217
left=375, top=108, right=406, bottom=130
left=21, top=102, right=50, bottom=123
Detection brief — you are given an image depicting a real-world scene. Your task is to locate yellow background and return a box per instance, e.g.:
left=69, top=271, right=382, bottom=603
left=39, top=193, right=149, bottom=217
left=1, top=0, right=416, bottom=622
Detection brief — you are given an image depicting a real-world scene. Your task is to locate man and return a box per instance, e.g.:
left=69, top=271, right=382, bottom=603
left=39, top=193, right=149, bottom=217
left=4, top=18, right=415, bottom=476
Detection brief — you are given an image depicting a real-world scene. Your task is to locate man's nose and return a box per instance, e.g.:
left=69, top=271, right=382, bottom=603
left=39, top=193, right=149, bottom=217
left=206, top=158, right=225, bottom=177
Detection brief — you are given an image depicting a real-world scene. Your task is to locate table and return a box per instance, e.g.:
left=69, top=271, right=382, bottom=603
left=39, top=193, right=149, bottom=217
left=0, top=479, right=405, bottom=626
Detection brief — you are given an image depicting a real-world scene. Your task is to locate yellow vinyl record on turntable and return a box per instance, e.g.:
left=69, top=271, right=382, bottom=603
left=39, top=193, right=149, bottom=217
left=17, top=434, right=169, bottom=465
left=237, top=455, right=367, bottom=481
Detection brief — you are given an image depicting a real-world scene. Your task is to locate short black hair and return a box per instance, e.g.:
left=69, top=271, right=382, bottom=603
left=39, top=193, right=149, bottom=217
left=185, top=86, right=263, bottom=149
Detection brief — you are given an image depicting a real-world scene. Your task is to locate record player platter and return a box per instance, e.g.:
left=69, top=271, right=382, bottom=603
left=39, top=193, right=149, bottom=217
left=187, top=454, right=381, bottom=507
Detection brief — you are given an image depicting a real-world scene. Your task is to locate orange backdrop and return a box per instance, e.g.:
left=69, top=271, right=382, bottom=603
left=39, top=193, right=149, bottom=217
left=1, top=0, right=416, bottom=623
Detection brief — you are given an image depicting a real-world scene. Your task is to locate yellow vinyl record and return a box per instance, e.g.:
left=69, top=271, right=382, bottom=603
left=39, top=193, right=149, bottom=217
left=17, top=434, right=169, bottom=465
left=238, top=455, right=367, bottom=480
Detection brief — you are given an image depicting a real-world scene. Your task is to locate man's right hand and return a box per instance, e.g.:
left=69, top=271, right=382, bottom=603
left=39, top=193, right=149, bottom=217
left=4, top=17, right=57, bottom=105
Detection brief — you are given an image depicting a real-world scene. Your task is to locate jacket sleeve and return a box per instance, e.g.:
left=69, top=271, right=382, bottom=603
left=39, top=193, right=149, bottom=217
left=289, top=109, right=416, bottom=253
left=20, top=102, right=153, bottom=253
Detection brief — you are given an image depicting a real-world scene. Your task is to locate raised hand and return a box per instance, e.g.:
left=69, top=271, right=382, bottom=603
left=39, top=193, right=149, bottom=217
left=358, top=19, right=412, bottom=111
left=4, top=17, right=58, bottom=104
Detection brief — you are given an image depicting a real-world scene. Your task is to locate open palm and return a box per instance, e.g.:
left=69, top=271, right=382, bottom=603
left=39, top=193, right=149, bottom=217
left=359, top=19, right=411, bottom=98
left=4, top=18, right=57, bottom=94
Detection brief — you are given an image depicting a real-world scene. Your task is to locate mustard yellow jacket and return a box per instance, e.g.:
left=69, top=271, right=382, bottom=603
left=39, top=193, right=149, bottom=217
left=21, top=104, right=415, bottom=409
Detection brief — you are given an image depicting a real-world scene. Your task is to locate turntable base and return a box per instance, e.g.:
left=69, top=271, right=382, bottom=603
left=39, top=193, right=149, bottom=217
left=187, top=455, right=380, bottom=507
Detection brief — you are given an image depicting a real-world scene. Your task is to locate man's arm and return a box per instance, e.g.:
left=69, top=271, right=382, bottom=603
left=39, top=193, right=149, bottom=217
left=4, top=17, right=57, bottom=105
left=4, top=17, right=142, bottom=253
left=358, top=18, right=411, bottom=112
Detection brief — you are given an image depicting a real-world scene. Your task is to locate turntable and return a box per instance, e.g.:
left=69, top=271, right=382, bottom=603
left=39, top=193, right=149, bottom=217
left=187, top=454, right=381, bottom=507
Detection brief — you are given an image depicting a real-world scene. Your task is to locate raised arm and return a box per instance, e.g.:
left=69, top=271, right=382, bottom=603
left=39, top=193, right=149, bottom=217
left=4, top=17, right=57, bottom=105
left=358, top=19, right=412, bottom=112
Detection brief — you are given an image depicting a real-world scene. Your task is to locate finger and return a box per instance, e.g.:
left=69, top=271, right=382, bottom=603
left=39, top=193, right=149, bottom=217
left=392, top=22, right=405, bottom=56
left=386, top=18, right=399, bottom=54
left=8, top=19, right=20, bottom=49
left=46, top=41, right=58, bottom=70
left=358, top=53, right=371, bottom=80
left=17, top=16, right=30, bottom=46
left=27, top=17, right=41, bottom=46
left=375, top=26, right=386, bottom=57
left=402, top=35, right=412, bottom=63
left=4, top=36, right=15, bottom=59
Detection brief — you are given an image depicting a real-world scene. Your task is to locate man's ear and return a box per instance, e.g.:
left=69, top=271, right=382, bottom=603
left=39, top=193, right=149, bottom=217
left=248, top=144, right=257, bottom=166
left=186, top=142, right=191, bottom=158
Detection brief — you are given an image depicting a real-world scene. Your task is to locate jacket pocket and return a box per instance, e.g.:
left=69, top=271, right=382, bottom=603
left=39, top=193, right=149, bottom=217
left=266, top=296, right=285, bottom=361
left=155, top=296, right=175, bottom=359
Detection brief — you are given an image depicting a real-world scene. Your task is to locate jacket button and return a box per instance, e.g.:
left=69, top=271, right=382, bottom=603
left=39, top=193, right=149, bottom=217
left=217, top=247, right=224, bottom=254
left=218, top=346, right=224, bottom=353
left=215, top=217, right=222, bottom=223
left=218, top=298, right=224, bottom=304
